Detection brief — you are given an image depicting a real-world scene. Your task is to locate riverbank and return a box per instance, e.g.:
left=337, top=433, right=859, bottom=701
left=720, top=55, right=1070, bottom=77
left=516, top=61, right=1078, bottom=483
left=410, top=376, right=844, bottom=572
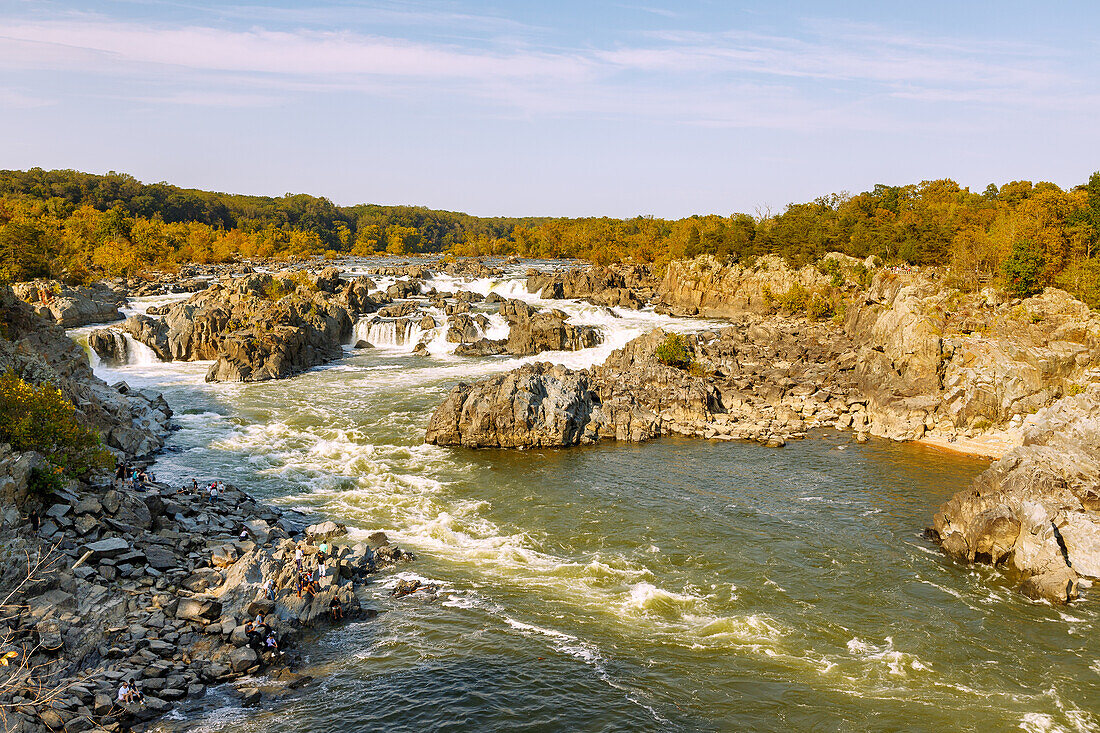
left=915, top=430, right=1023, bottom=459
left=0, top=467, right=416, bottom=732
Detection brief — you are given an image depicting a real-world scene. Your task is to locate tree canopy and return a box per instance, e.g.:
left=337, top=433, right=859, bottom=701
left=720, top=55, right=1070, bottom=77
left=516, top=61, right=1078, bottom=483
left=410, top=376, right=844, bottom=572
left=2, top=168, right=1099, bottom=307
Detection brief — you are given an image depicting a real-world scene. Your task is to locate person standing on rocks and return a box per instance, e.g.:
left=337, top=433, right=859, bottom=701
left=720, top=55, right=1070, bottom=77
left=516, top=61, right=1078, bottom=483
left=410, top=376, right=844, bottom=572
left=263, top=578, right=275, bottom=600
left=295, top=546, right=303, bottom=571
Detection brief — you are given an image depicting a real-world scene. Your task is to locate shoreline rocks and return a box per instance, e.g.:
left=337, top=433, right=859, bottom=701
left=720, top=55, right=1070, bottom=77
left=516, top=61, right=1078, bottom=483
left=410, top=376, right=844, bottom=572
left=0, top=471, right=416, bottom=732
left=931, top=386, right=1100, bottom=603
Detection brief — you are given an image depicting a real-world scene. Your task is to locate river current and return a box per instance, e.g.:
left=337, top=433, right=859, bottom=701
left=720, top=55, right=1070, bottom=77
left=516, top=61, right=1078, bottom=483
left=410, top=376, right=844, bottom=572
left=71, top=262, right=1099, bottom=732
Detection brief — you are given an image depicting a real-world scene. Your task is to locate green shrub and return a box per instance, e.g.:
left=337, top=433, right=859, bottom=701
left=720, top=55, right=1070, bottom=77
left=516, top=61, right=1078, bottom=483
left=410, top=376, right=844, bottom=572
left=656, top=333, right=693, bottom=369
left=777, top=282, right=808, bottom=313
left=806, top=293, right=835, bottom=320
left=27, top=465, right=65, bottom=497
left=0, top=371, right=113, bottom=479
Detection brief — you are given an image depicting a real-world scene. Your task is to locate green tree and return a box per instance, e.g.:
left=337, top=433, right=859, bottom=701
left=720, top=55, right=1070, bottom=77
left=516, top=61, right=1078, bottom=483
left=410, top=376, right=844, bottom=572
left=1002, top=239, right=1045, bottom=297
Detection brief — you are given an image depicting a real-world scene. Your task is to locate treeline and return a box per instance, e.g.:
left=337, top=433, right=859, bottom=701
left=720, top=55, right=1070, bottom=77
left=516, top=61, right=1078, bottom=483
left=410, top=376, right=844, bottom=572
left=2, top=168, right=1099, bottom=307
left=0, top=169, right=544, bottom=280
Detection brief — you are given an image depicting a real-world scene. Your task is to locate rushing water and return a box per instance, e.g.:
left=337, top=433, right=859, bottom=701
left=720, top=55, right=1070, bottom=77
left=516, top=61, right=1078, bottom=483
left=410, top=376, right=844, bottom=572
left=71, top=263, right=1100, bottom=732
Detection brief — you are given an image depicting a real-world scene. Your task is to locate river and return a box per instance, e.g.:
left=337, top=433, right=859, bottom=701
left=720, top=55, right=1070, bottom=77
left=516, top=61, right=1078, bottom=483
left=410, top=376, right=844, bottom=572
left=71, top=261, right=1100, bottom=732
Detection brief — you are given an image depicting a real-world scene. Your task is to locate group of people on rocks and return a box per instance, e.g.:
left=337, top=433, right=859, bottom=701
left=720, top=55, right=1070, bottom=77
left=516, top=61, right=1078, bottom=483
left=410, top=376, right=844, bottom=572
left=114, top=462, right=155, bottom=490
left=244, top=615, right=283, bottom=660
left=117, top=678, right=146, bottom=707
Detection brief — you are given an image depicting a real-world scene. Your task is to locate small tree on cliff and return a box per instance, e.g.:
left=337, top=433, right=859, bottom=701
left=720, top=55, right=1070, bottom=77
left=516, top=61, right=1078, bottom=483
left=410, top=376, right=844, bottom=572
left=656, top=333, right=693, bottom=369
left=1002, top=239, right=1045, bottom=298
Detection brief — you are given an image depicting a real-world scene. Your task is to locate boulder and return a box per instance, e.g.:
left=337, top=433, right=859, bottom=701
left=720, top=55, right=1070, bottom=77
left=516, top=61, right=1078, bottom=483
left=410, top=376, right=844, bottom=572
left=229, top=647, right=258, bottom=673
left=175, top=597, right=222, bottom=622
left=82, top=537, right=130, bottom=560
left=306, top=521, right=347, bottom=541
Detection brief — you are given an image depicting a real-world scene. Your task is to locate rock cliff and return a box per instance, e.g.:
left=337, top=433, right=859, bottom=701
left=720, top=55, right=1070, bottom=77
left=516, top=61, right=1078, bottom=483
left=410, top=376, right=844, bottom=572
left=112, top=269, right=368, bottom=382
left=11, top=280, right=126, bottom=327
left=932, top=386, right=1100, bottom=603
left=0, top=285, right=171, bottom=458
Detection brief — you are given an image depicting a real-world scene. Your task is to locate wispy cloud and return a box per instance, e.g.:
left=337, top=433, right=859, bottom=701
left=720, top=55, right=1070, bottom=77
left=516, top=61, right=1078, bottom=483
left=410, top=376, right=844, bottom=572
left=0, top=12, right=1093, bottom=128
left=0, top=87, right=54, bottom=109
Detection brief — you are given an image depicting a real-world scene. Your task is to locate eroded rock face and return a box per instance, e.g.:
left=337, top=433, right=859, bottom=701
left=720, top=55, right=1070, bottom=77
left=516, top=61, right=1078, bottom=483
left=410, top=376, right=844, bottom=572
left=117, top=272, right=364, bottom=383
left=11, top=280, right=126, bottom=327
left=932, top=386, right=1100, bottom=603
left=658, top=254, right=837, bottom=317
left=427, top=320, right=860, bottom=449
left=845, top=274, right=1100, bottom=441
left=527, top=264, right=657, bottom=307
left=0, top=286, right=171, bottom=459
left=498, top=299, right=602, bottom=356
left=425, top=362, right=605, bottom=448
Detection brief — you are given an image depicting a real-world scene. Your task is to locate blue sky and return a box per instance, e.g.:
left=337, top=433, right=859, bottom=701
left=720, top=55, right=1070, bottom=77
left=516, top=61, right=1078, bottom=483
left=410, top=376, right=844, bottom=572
left=1, top=1, right=1098, bottom=217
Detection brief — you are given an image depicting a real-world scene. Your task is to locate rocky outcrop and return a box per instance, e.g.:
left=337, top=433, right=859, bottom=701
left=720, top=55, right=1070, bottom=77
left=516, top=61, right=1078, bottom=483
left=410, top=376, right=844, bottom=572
left=527, top=264, right=656, bottom=308
left=425, top=362, right=605, bottom=448
left=11, top=280, right=126, bottom=327
left=844, top=273, right=1100, bottom=441
left=499, top=299, right=602, bottom=356
left=657, top=254, right=849, bottom=317
left=0, top=285, right=171, bottom=458
left=116, top=269, right=371, bottom=382
left=427, top=319, right=860, bottom=448
left=0, top=470, right=413, bottom=731
left=932, top=386, right=1100, bottom=603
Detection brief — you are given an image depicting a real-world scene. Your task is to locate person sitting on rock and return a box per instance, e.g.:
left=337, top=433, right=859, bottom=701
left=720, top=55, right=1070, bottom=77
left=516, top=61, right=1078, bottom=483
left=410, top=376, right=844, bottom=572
left=239, top=527, right=251, bottom=541
left=264, top=633, right=280, bottom=658
left=329, top=595, right=343, bottom=621
left=117, top=681, right=131, bottom=705
left=127, top=678, right=145, bottom=705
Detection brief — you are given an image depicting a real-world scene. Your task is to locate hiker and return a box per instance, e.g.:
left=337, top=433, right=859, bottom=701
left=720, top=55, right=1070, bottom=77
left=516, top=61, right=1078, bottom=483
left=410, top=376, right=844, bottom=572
left=329, top=595, right=343, bottom=621
left=263, top=578, right=276, bottom=600
left=208, top=483, right=219, bottom=502
left=296, top=572, right=305, bottom=598
left=28, top=507, right=41, bottom=532
left=245, top=621, right=264, bottom=652
left=115, top=463, right=127, bottom=488
left=318, top=559, right=327, bottom=578
left=117, top=680, right=131, bottom=704
left=191, top=478, right=198, bottom=493
left=317, top=540, right=329, bottom=563
left=294, top=546, right=303, bottom=571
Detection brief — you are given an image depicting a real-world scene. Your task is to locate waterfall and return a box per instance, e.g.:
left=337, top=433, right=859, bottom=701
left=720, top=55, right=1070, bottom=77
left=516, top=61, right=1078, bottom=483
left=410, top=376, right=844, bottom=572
left=122, top=334, right=161, bottom=366
left=352, top=318, right=428, bottom=350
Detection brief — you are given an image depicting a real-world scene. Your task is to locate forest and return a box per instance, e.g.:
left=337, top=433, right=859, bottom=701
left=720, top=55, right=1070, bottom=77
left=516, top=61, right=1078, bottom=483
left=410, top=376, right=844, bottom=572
left=2, top=168, right=1099, bottom=306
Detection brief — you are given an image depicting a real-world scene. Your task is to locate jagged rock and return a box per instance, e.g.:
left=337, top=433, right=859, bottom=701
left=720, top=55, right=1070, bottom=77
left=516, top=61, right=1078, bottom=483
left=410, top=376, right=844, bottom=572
left=88, top=328, right=128, bottom=364
left=229, top=647, right=258, bottom=673
left=426, top=362, right=605, bottom=448
left=83, top=537, right=130, bottom=560
left=306, top=521, right=347, bottom=541
left=453, top=339, right=508, bottom=357
left=11, top=280, right=125, bottom=327
left=933, top=386, right=1100, bottom=602
left=175, top=598, right=222, bottom=621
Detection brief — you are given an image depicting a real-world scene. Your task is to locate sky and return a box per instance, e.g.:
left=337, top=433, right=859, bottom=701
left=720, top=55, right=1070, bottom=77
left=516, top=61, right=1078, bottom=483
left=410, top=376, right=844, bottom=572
left=1, top=0, right=1098, bottom=218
